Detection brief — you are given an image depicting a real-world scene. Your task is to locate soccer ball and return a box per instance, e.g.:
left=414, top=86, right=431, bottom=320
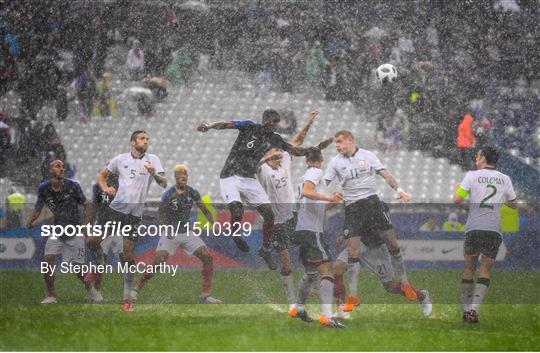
left=376, top=63, right=398, bottom=84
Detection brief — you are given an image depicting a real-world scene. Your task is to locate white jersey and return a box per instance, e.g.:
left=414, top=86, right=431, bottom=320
left=460, top=168, right=516, bottom=235
left=296, top=167, right=326, bottom=233
left=107, top=153, right=164, bottom=217
left=324, top=148, right=385, bottom=205
left=258, top=152, right=295, bottom=224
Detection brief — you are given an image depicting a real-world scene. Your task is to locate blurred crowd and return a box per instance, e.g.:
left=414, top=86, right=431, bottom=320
left=1, top=0, right=539, bottom=186
left=219, top=0, right=539, bottom=162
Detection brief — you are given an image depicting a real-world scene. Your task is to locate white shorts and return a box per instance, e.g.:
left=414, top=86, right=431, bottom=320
left=220, top=176, right=270, bottom=206
left=101, top=235, right=123, bottom=256
left=337, top=243, right=395, bottom=283
left=44, top=236, right=85, bottom=264
left=156, top=233, right=205, bottom=256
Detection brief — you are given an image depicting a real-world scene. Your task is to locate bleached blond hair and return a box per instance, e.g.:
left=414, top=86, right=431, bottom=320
left=173, top=164, right=189, bottom=174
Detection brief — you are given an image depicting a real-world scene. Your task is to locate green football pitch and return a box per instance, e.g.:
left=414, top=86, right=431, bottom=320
left=1, top=269, right=539, bottom=351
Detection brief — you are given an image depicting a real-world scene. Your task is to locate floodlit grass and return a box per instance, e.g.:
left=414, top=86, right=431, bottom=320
left=1, top=269, right=539, bottom=351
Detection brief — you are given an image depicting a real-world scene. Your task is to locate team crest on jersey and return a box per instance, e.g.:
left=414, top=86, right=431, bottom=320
left=357, top=160, right=369, bottom=171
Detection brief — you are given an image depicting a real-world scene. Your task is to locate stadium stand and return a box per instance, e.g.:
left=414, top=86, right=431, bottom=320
left=45, top=69, right=464, bottom=203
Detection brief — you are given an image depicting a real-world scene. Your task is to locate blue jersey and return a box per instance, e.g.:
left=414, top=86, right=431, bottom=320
left=220, top=120, right=293, bottom=179
left=35, top=178, right=87, bottom=226
left=160, top=185, right=201, bottom=232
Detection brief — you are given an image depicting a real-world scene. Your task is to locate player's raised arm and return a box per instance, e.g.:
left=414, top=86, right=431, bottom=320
left=316, top=137, right=334, bottom=151
left=289, top=137, right=333, bottom=157
left=378, top=169, right=412, bottom=202
left=197, top=120, right=243, bottom=132
left=257, top=148, right=283, bottom=170
left=291, top=110, right=319, bottom=147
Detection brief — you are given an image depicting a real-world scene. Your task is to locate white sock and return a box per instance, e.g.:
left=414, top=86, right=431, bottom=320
left=348, top=262, right=360, bottom=297
left=123, top=271, right=134, bottom=299
left=297, top=272, right=317, bottom=307
left=320, top=276, right=334, bottom=318
left=281, top=272, right=296, bottom=305
left=460, top=279, right=474, bottom=312
left=471, top=278, right=490, bottom=312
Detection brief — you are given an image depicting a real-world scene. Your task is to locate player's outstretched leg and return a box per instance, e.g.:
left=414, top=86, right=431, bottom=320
left=256, top=204, right=277, bottom=270
left=278, top=249, right=296, bottom=312
left=383, top=280, right=432, bottom=317
left=380, top=229, right=414, bottom=300
left=344, top=261, right=361, bottom=311
left=194, top=246, right=222, bottom=304
left=318, top=261, right=346, bottom=328
left=228, top=202, right=250, bottom=252
left=291, top=271, right=316, bottom=322
left=73, top=266, right=102, bottom=303
left=331, top=257, right=352, bottom=319
left=41, top=254, right=57, bottom=304
left=130, top=250, right=169, bottom=304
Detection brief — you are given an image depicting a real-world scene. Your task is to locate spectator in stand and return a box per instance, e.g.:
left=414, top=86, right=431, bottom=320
left=443, top=212, right=465, bottom=232
left=0, top=112, right=14, bottom=173
left=271, top=33, right=293, bottom=92
left=0, top=206, right=5, bottom=231
left=94, top=72, right=115, bottom=117
left=143, top=76, right=169, bottom=101
left=126, top=39, right=145, bottom=81
left=0, top=39, right=16, bottom=96
left=322, top=56, right=338, bottom=100
left=473, top=116, right=493, bottom=150
left=456, top=113, right=476, bottom=168
left=6, top=187, right=25, bottom=229
left=305, top=42, right=328, bottom=90
left=70, top=66, right=96, bottom=123
left=382, top=115, right=404, bottom=153
left=165, top=47, right=194, bottom=86
left=420, top=217, right=441, bottom=232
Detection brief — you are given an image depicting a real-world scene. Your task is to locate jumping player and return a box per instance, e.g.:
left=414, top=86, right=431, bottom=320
left=454, top=146, right=517, bottom=323
left=26, top=160, right=99, bottom=303
left=197, top=109, right=329, bottom=270
left=129, top=164, right=221, bottom=304
left=324, top=130, right=416, bottom=309
left=97, top=130, right=167, bottom=312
